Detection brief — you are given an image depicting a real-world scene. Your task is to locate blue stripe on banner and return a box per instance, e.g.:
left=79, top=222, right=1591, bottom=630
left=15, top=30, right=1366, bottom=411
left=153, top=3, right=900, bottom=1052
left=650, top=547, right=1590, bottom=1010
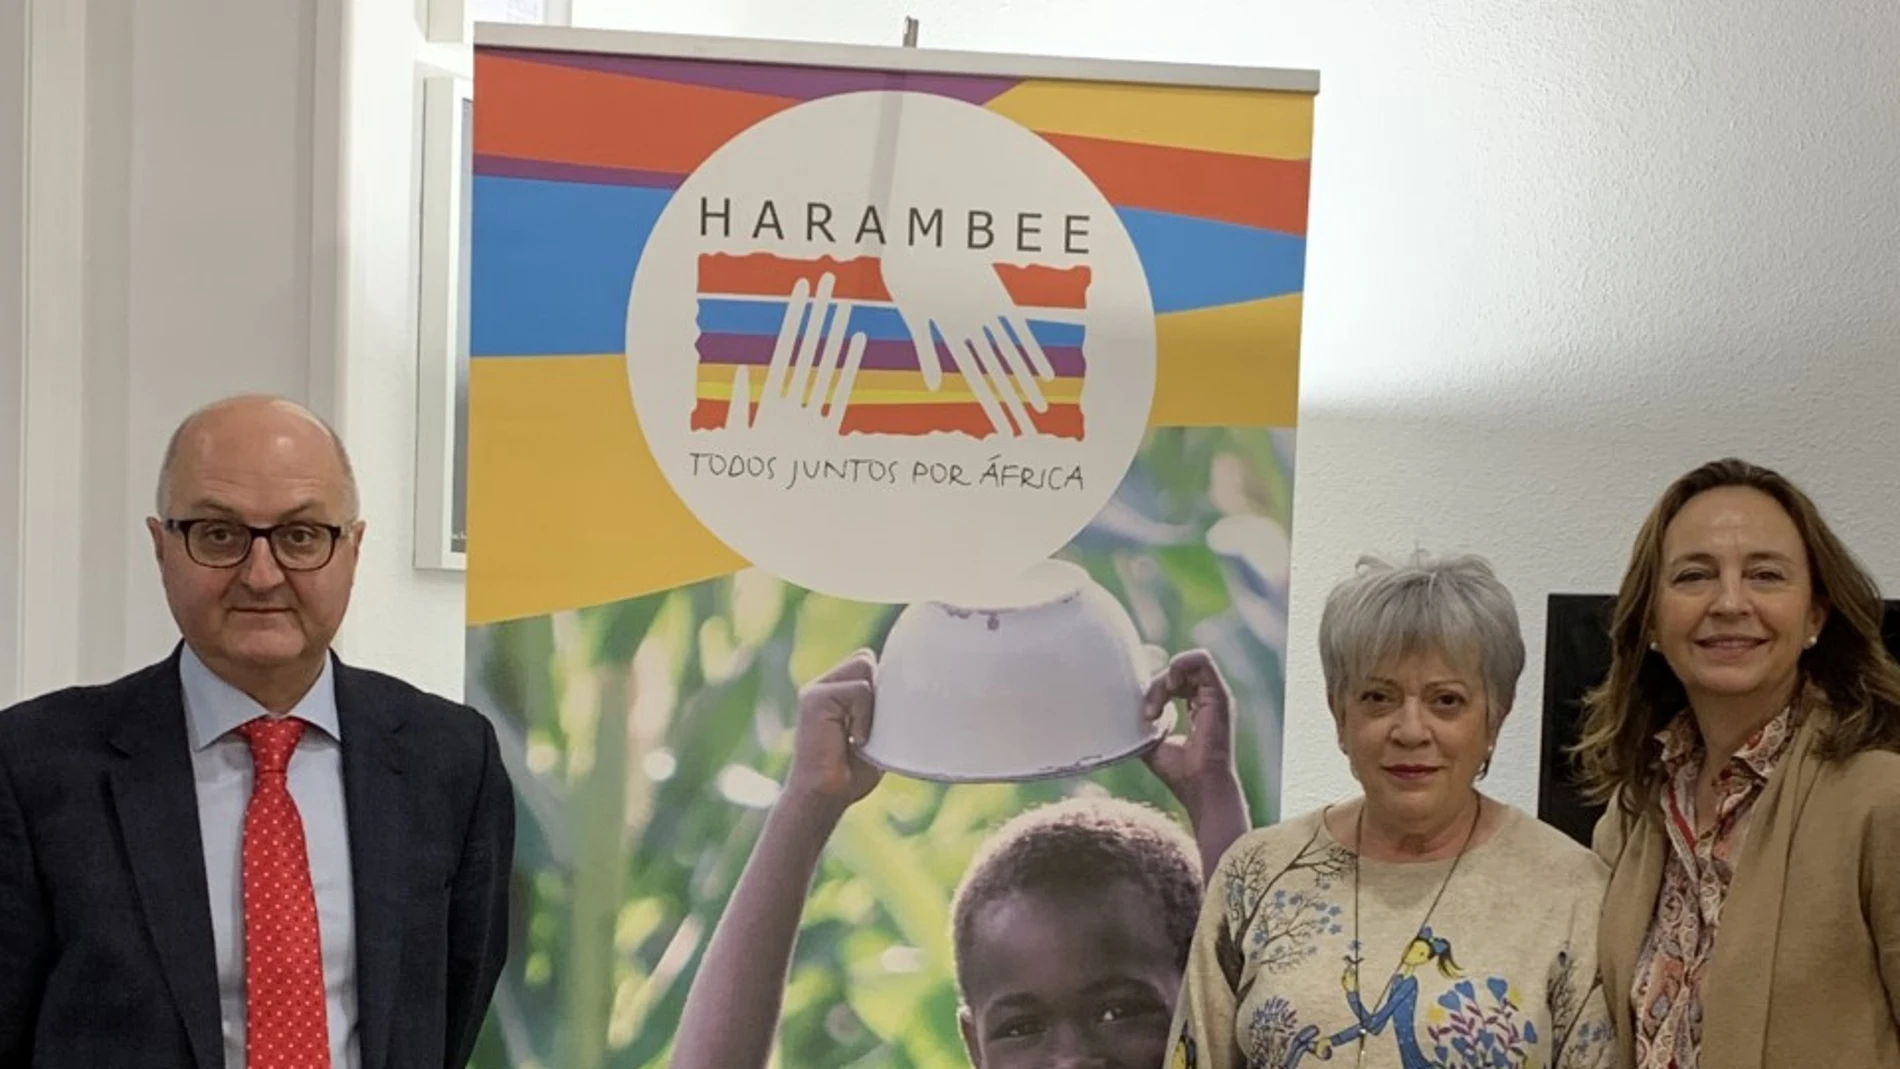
left=695, top=299, right=1087, bottom=349
left=469, top=174, right=1300, bottom=355
left=471, top=176, right=672, bottom=356
left=1115, top=207, right=1307, bottom=314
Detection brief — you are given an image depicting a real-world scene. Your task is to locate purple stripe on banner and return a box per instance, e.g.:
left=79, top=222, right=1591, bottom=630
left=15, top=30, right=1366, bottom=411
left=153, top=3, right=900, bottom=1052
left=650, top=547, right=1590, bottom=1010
left=694, top=334, right=1088, bottom=377
left=474, top=154, right=684, bottom=189
left=484, top=47, right=1019, bottom=106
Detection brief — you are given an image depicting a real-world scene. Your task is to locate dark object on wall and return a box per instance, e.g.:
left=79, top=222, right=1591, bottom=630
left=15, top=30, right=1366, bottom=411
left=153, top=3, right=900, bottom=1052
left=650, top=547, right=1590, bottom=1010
left=1538, top=595, right=1616, bottom=847
left=1538, top=594, right=1900, bottom=848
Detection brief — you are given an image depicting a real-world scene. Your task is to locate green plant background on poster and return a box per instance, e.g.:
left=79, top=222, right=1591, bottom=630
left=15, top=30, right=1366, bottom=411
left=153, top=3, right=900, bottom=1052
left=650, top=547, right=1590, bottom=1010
left=464, top=426, right=1293, bottom=1069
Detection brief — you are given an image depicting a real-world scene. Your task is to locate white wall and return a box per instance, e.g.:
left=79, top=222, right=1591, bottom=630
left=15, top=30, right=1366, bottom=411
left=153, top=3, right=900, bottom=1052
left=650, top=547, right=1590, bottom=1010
left=0, top=0, right=25, bottom=704
left=1, top=0, right=345, bottom=700
left=8, top=0, right=1898, bottom=830
left=104, top=0, right=346, bottom=676
left=329, top=1, right=473, bottom=699
left=9, top=0, right=90, bottom=700
left=569, top=0, right=755, bottom=39
left=0, top=0, right=477, bottom=705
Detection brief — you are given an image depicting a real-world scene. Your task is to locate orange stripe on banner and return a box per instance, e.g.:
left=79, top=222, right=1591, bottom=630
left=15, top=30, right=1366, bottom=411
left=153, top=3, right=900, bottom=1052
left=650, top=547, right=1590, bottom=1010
left=696, top=255, right=1093, bottom=311
left=1040, top=132, right=1310, bottom=236
left=698, top=253, right=891, bottom=301
left=473, top=54, right=794, bottom=176
left=993, top=264, right=1091, bottom=309
left=692, top=398, right=1086, bottom=439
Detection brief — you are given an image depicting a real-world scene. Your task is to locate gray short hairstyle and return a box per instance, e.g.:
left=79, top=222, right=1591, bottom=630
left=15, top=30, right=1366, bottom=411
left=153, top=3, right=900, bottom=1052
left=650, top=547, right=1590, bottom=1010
left=154, top=395, right=359, bottom=518
left=1318, top=550, right=1526, bottom=726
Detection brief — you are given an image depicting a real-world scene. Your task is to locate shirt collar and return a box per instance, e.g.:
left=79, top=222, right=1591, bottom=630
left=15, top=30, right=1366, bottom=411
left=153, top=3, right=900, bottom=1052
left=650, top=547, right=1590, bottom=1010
left=1655, top=711, right=1702, bottom=773
left=1654, top=701, right=1800, bottom=784
left=1733, top=703, right=1800, bottom=781
left=179, top=643, right=341, bottom=750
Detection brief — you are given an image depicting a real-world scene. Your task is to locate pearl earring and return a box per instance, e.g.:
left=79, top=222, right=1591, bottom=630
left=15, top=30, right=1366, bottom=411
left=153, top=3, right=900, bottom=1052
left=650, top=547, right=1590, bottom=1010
left=1648, top=640, right=1660, bottom=652
left=1806, top=635, right=1818, bottom=648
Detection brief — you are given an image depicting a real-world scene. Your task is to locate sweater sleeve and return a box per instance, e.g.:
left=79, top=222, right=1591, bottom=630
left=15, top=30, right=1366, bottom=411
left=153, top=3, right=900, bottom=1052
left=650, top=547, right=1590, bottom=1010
left=1548, top=875, right=1621, bottom=1069
left=1166, top=843, right=1249, bottom=1069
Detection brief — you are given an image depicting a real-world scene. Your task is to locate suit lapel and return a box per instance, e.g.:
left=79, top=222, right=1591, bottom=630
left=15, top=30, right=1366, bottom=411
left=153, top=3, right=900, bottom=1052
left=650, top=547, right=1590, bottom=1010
left=337, top=660, right=409, bottom=1069
left=107, top=655, right=224, bottom=1069
left=1700, top=712, right=1822, bottom=1069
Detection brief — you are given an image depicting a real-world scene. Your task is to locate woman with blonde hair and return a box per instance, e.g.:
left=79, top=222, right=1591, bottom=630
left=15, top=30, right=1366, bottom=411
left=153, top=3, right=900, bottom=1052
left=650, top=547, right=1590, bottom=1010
left=1576, top=457, right=1900, bottom=1067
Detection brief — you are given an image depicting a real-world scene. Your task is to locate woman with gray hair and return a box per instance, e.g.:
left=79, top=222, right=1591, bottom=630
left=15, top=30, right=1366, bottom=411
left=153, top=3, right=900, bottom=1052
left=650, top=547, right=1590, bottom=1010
left=1167, top=552, right=1621, bottom=1069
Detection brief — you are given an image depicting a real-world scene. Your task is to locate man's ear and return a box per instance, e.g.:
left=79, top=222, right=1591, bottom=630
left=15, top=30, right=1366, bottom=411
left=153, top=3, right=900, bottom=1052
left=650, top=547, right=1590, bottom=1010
left=959, top=1004, right=982, bottom=1068
left=146, top=516, right=166, bottom=563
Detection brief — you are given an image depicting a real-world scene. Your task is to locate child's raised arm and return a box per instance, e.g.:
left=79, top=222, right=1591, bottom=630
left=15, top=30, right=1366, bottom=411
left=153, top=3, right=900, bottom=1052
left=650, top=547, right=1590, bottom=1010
left=670, top=651, right=884, bottom=1069
left=1140, top=649, right=1252, bottom=881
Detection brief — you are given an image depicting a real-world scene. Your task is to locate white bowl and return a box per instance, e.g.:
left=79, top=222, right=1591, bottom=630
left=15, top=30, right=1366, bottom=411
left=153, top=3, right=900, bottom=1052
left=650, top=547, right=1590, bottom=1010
left=859, top=559, right=1172, bottom=782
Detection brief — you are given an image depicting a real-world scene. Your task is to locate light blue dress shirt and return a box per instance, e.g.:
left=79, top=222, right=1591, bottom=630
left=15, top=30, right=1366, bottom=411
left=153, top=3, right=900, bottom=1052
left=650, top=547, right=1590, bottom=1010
left=180, top=644, right=360, bottom=1069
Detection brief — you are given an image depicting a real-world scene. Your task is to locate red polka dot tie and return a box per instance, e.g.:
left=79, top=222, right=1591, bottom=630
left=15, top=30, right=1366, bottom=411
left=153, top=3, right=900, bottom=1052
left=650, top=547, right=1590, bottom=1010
left=239, top=717, right=332, bottom=1069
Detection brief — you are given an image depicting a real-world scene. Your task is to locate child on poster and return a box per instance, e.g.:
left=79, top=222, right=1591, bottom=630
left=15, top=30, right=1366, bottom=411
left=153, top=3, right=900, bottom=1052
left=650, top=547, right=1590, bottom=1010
left=670, top=647, right=1251, bottom=1068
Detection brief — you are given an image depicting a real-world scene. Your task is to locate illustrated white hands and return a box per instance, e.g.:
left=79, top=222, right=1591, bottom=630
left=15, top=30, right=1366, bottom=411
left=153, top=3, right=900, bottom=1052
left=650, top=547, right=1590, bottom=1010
left=721, top=259, right=1069, bottom=440
left=726, top=273, right=869, bottom=436
left=880, top=250, right=1062, bottom=439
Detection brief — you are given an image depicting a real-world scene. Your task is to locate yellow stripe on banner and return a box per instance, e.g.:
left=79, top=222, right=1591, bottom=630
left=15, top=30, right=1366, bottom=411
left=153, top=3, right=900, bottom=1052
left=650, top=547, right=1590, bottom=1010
left=1150, top=294, right=1303, bottom=428
left=468, top=299, right=1300, bottom=621
left=467, top=356, right=744, bottom=625
left=985, top=80, right=1315, bottom=161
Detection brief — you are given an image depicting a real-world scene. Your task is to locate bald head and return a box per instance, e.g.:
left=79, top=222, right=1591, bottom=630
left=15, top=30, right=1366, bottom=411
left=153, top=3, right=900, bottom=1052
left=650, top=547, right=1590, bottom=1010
left=149, top=394, right=364, bottom=712
left=154, top=394, right=359, bottom=519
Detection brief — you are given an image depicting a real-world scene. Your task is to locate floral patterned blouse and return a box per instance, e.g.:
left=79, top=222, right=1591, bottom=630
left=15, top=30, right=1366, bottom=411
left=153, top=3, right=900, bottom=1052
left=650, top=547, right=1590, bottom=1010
left=1630, top=705, right=1799, bottom=1069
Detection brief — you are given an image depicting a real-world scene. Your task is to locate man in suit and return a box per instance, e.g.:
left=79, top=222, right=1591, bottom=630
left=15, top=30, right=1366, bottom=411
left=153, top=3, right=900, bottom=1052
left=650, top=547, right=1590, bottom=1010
left=0, top=394, right=515, bottom=1068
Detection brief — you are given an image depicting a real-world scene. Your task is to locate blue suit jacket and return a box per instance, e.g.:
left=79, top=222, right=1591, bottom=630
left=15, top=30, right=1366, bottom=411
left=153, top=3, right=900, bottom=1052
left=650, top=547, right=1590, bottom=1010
left=0, top=648, right=515, bottom=1069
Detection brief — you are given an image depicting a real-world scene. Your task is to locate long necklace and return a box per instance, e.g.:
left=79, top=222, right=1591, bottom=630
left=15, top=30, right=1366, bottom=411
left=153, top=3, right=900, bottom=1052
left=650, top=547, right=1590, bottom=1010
left=1348, top=794, right=1484, bottom=1069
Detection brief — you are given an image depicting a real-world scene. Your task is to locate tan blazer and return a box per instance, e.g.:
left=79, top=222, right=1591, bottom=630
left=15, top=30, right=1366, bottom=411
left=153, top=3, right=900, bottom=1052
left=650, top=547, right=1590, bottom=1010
left=1592, top=708, right=1900, bottom=1068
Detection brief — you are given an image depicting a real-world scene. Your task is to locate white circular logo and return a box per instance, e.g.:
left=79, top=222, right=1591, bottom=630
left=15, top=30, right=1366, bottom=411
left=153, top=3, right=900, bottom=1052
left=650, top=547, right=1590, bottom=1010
left=625, top=90, right=1156, bottom=604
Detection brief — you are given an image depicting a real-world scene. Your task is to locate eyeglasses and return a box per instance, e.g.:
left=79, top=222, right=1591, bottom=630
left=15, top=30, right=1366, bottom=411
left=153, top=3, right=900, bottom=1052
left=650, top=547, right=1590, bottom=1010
left=163, top=518, right=348, bottom=572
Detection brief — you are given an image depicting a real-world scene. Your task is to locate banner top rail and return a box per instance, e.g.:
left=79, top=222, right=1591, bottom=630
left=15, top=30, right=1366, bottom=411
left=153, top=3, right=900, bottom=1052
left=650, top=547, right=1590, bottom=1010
left=472, top=23, right=1321, bottom=95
